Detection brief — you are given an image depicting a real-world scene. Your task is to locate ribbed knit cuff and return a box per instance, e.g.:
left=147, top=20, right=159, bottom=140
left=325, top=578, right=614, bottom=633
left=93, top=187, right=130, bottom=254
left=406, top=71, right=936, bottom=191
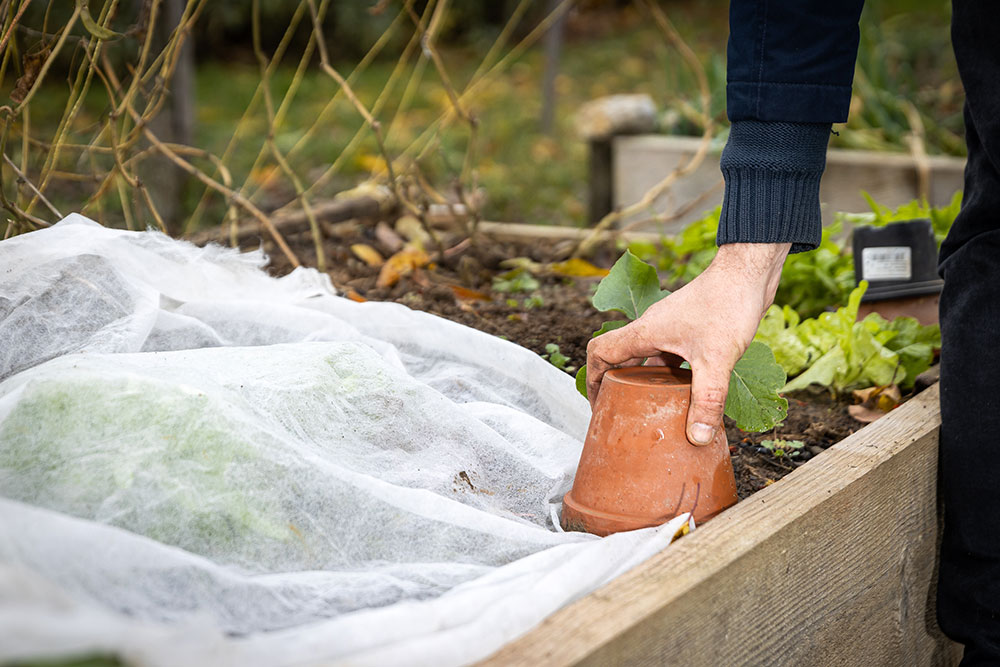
left=717, top=120, right=831, bottom=253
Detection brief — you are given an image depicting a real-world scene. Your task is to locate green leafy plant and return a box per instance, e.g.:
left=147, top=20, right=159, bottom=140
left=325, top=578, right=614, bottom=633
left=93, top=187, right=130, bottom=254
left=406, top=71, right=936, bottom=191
left=542, top=343, right=575, bottom=372
left=773, top=221, right=856, bottom=319
left=575, top=251, right=788, bottom=432
left=760, top=438, right=806, bottom=458
left=852, top=191, right=963, bottom=246
left=626, top=207, right=852, bottom=317
left=626, top=206, right=721, bottom=284
left=492, top=268, right=541, bottom=294
left=524, top=294, right=545, bottom=309
left=754, top=281, right=940, bottom=394
left=627, top=194, right=961, bottom=318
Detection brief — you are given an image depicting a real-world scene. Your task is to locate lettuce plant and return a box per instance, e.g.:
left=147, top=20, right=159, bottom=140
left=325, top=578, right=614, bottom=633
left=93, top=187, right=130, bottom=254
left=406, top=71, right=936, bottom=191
left=755, top=281, right=940, bottom=394
left=627, top=194, right=961, bottom=318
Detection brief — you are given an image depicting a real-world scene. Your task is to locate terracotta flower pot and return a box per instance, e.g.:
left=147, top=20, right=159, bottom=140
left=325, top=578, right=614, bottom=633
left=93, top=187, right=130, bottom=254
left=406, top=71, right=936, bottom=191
left=561, top=366, right=738, bottom=536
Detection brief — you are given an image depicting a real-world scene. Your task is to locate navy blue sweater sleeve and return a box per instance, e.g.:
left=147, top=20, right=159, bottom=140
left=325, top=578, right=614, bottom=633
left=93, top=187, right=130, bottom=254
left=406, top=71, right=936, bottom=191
left=719, top=0, right=864, bottom=252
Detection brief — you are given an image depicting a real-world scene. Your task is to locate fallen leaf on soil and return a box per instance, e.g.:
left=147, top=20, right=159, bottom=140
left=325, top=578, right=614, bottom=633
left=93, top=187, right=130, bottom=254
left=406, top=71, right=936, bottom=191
left=410, top=268, right=431, bottom=289
left=849, top=384, right=902, bottom=423
left=848, top=404, right=887, bottom=423
left=549, top=258, right=609, bottom=278
left=374, top=221, right=405, bottom=253
left=351, top=244, right=384, bottom=267
left=499, top=257, right=543, bottom=274
left=853, top=384, right=901, bottom=411
left=355, top=152, right=388, bottom=174
left=344, top=289, right=367, bottom=303
left=395, top=215, right=430, bottom=246
left=449, top=285, right=492, bottom=302
left=377, top=245, right=429, bottom=288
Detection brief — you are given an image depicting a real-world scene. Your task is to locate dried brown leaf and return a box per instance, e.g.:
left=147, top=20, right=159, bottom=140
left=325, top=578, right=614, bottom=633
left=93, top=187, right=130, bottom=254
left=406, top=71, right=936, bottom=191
left=549, top=258, right=610, bottom=278
left=376, top=245, right=429, bottom=288
left=374, top=221, right=404, bottom=254
left=449, top=285, right=492, bottom=302
left=350, top=243, right=384, bottom=267
left=11, top=48, right=50, bottom=104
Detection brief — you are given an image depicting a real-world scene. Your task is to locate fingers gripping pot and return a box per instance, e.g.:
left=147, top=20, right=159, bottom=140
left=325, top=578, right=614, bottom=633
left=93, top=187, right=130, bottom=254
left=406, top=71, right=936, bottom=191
left=561, top=367, right=738, bottom=536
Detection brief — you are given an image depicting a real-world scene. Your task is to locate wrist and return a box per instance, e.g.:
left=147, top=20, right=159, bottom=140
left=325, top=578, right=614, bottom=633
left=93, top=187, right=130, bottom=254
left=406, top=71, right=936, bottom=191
left=710, top=242, right=790, bottom=308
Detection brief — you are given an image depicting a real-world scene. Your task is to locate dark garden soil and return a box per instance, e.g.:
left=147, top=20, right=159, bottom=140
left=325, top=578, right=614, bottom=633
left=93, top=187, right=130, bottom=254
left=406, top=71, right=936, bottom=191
left=258, top=222, right=906, bottom=499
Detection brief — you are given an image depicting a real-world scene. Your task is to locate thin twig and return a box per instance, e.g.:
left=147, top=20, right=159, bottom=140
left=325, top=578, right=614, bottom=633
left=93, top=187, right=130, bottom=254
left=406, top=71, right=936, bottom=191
left=0, top=0, right=31, bottom=63
left=252, top=0, right=325, bottom=270
left=618, top=178, right=723, bottom=234
left=2, top=153, right=62, bottom=218
left=571, top=0, right=713, bottom=258
left=125, top=101, right=301, bottom=267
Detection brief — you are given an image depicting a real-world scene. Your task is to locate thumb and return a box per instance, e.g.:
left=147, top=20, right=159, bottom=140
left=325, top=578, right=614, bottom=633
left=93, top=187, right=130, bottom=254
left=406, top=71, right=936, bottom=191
left=686, top=365, right=730, bottom=446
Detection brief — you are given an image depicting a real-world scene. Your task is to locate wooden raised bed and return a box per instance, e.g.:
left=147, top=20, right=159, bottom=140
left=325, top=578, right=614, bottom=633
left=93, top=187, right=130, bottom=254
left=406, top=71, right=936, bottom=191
left=484, top=383, right=962, bottom=666
left=608, top=135, right=965, bottom=232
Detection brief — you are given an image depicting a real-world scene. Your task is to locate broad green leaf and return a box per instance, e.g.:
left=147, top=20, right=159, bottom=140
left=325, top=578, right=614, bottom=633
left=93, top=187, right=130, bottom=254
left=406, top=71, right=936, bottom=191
left=626, top=239, right=659, bottom=262
left=78, top=0, right=121, bottom=40
left=769, top=330, right=811, bottom=376
left=884, top=316, right=940, bottom=350
left=575, top=365, right=588, bottom=398
left=893, top=343, right=935, bottom=389
left=845, top=280, right=868, bottom=321
left=592, top=250, right=670, bottom=320
left=543, top=343, right=573, bottom=372
left=755, top=305, right=787, bottom=340
left=754, top=306, right=810, bottom=376
left=845, top=325, right=901, bottom=391
left=782, top=347, right=847, bottom=393
left=724, top=341, right=788, bottom=432
left=882, top=316, right=921, bottom=348
left=593, top=320, right=627, bottom=337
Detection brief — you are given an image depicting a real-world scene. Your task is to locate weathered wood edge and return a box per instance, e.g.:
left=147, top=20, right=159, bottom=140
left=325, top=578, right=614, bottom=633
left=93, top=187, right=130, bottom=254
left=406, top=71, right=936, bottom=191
left=481, top=383, right=950, bottom=666
left=612, top=134, right=967, bottom=172
left=471, top=221, right=661, bottom=245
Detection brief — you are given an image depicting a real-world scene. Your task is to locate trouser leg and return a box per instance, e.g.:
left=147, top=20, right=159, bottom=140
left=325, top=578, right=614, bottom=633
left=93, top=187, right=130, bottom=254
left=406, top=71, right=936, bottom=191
left=937, top=2, right=1000, bottom=662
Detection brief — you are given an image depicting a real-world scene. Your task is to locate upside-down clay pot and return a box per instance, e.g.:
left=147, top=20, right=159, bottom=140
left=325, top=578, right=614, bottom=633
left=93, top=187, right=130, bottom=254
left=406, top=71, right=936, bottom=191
left=561, top=366, right=738, bottom=536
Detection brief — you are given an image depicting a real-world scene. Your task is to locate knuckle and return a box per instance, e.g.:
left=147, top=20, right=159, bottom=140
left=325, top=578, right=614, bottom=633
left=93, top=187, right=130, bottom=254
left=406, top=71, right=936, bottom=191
left=694, top=387, right=727, bottom=413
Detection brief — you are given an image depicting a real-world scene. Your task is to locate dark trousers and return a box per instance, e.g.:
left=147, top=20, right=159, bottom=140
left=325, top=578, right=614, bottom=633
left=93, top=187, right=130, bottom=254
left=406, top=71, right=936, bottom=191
left=937, top=2, right=1000, bottom=663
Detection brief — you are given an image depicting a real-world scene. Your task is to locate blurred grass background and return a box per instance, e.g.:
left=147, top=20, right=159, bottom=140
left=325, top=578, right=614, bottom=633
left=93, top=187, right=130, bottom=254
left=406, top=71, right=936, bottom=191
left=4, top=0, right=961, bottom=232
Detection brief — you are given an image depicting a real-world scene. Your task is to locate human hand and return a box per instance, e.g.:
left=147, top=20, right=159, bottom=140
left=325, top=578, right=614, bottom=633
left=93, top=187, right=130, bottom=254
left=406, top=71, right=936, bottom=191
left=585, top=242, right=791, bottom=446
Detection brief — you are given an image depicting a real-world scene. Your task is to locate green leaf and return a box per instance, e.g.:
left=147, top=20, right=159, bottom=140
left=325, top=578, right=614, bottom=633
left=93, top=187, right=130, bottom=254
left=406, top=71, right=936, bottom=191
left=493, top=268, right=540, bottom=294
left=592, top=250, right=670, bottom=320
left=575, top=365, right=588, bottom=398
left=782, top=347, right=847, bottom=393
left=724, top=341, right=788, bottom=432
left=760, top=438, right=806, bottom=457
left=543, top=343, right=572, bottom=371
left=893, top=342, right=935, bottom=389
left=593, top=320, right=628, bottom=337
left=78, top=0, right=121, bottom=40
left=754, top=306, right=811, bottom=376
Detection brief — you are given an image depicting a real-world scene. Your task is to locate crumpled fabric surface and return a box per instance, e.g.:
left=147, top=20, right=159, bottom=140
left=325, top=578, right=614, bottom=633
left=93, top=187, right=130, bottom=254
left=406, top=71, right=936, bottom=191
left=0, top=215, right=687, bottom=666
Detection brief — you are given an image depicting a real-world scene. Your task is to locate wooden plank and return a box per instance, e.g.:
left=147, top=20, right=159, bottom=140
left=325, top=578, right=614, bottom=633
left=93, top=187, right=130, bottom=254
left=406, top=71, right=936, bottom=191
left=186, top=195, right=389, bottom=247
left=483, top=383, right=961, bottom=666
left=472, top=221, right=661, bottom=245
